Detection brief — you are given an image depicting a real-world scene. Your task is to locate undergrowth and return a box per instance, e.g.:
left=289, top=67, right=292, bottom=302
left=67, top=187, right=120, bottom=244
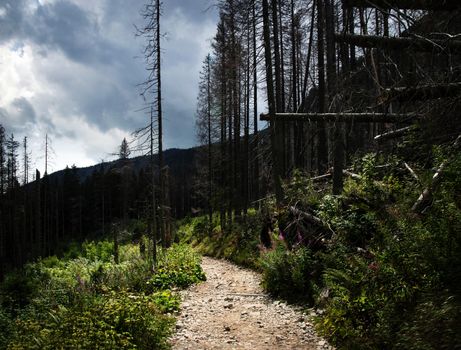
left=0, top=239, right=205, bottom=349
left=177, top=209, right=262, bottom=269
left=181, top=150, right=461, bottom=349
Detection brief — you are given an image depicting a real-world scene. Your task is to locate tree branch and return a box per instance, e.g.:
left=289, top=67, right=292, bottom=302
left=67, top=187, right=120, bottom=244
left=343, top=0, right=460, bottom=11
left=260, top=112, right=420, bottom=123
left=335, top=33, right=461, bottom=53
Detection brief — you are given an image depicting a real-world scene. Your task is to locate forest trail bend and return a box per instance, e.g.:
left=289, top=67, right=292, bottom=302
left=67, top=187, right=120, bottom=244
left=170, top=256, right=333, bottom=350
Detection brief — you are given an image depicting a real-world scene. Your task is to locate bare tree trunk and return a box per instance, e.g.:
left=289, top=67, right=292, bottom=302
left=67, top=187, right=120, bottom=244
left=343, top=0, right=460, bottom=11
left=262, top=0, right=284, bottom=205
left=382, top=83, right=461, bottom=103
left=412, top=135, right=461, bottom=214
left=35, top=170, right=41, bottom=256
left=252, top=2, right=259, bottom=201
left=244, top=14, right=251, bottom=214
left=271, top=0, right=286, bottom=176
left=325, top=0, right=344, bottom=195
left=206, top=55, right=213, bottom=231
left=156, top=0, right=165, bottom=249
left=317, top=0, right=329, bottom=174
left=335, top=33, right=461, bottom=53
left=150, top=107, right=158, bottom=266
left=260, top=112, right=420, bottom=123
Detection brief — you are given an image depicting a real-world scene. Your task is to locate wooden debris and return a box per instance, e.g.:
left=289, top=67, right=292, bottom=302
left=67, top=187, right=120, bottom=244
left=335, top=34, right=461, bottom=54
left=412, top=134, right=461, bottom=214
left=381, top=83, right=461, bottom=103
left=343, top=0, right=460, bottom=11
left=404, top=162, right=421, bottom=184
left=289, top=206, right=325, bottom=229
left=374, top=126, right=413, bottom=142
left=260, top=112, right=420, bottom=123
left=343, top=170, right=363, bottom=180
left=311, top=173, right=333, bottom=182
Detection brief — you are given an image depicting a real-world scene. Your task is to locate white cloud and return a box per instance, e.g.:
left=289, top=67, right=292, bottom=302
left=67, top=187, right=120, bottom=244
left=0, top=0, right=218, bottom=176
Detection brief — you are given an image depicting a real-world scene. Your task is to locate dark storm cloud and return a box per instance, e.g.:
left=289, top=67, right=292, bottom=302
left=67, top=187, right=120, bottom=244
left=0, top=0, right=146, bottom=134
left=0, top=0, right=217, bottom=164
left=0, top=0, right=26, bottom=43
left=31, top=1, right=115, bottom=64
left=0, top=0, right=120, bottom=64
left=0, top=97, right=37, bottom=133
left=163, top=103, right=195, bottom=149
left=12, top=97, right=37, bottom=122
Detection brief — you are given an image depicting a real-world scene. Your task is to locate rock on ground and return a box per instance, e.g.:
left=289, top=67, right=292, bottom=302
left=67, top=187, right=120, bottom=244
left=169, top=256, right=333, bottom=350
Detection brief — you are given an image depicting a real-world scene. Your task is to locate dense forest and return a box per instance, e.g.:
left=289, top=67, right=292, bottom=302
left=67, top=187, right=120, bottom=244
left=1, top=0, right=461, bottom=348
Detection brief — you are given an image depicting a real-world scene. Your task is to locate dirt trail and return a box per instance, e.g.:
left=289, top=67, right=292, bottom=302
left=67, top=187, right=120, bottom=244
left=170, top=257, right=333, bottom=350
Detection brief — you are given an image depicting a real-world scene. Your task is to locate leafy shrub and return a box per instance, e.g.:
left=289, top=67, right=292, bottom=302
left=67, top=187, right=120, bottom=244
left=9, top=292, right=174, bottom=350
left=260, top=244, right=319, bottom=303
left=0, top=241, right=207, bottom=349
left=82, top=240, right=115, bottom=262
left=151, top=290, right=181, bottom=313
left=0, top=270, right=40, bottom=311
left=0, top=308, right=13, bottom=349
left=396, top=292, right=461, bottom=350
left=146, top=244, right=206, bottom=291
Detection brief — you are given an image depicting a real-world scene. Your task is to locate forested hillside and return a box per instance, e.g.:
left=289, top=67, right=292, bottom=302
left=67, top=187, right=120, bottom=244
left=1, top=0, right=461, bottom=349
left=187, top=0, right=461, bottom=349
left=0, top=138, right=199, bottom=276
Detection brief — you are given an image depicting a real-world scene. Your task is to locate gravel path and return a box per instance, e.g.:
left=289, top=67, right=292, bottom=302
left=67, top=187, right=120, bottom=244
left=169, top=256, right=333, bottom=350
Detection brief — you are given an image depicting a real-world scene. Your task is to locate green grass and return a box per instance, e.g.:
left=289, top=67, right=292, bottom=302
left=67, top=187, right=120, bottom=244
left=0, top=239, right=205, bottom=350
left=177, top=211, right=262, bottom=269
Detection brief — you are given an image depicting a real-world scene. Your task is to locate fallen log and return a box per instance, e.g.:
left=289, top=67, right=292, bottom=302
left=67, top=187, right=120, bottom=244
left=374, top=126, right=414, bottom=142
left=335, top=34, right=461, bottom=54
left=260, top=112, right=420, bottom=123
left=311, top=168, right=384, bottom=182
left=311, top=173, right=333, bottom=182
left=381, top=82, right=461, bottom=103
left=404, top=162, right=422, bottom=184
left=343, top=170, right=363, bottom=180
left=343, top=0, right=460, bottom=11
left=289, top=206, right=326, bottom=229
left=412, top=134, right=461, bottom=214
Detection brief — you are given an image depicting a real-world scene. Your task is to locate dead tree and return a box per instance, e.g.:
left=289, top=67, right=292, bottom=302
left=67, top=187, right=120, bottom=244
left=260, top=112, right=421, bottom=123
left=381, top=83, right=461, bottom=103
left=412, top=134, right=461, bottom=214
left=335, top=33, right=461, bottom=54
left=317, top=0, right=329, bottom=174
left=136, top=0, right=166, bottom=263
left=343, top=0, right=461, bottom=11
left=374, top=126, right=414, bottom=142
left=262, top=0, right=284, bottom=205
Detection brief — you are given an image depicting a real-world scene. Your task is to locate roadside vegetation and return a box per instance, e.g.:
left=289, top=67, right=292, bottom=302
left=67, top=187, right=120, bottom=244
left=0, top=236, right=205, bottom=349
left=179, top=150, right=461, bottom=349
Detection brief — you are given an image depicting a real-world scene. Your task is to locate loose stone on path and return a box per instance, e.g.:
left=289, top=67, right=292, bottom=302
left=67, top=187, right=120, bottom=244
left=169, top=256, right=333, bottom=350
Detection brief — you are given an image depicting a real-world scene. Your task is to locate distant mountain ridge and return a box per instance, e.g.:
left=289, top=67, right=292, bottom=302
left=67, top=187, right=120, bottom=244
left=44, top=147, right=199, bottom=183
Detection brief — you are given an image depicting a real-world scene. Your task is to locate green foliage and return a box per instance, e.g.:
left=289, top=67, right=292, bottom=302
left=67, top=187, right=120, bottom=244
left=0, top=308, right=13, bottom=349
left=395, top=292, right=461, bottom=350
left=183, top=150, right=461, bottom=350
left=314, top=152, right=461, bottom=349
left=283, top=169, right=320, bottom=207
left=151, top=290, right=181, bottom=313
left=9, top=292, right=173, bottom=350
left=179, top=210, right=263, bottom=269
left=146, top=244, right=206, bottom=291
left=0, top=238, right=206, bottom=349
left=82, top=240, right=115, bottom=262
left=260, top=244, right=319, bottom=304
left=0, top=270, right=39, bottom=311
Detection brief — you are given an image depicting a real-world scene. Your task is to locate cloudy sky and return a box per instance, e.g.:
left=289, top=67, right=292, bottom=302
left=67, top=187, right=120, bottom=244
left=0, top=0, right=217, bottom=175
